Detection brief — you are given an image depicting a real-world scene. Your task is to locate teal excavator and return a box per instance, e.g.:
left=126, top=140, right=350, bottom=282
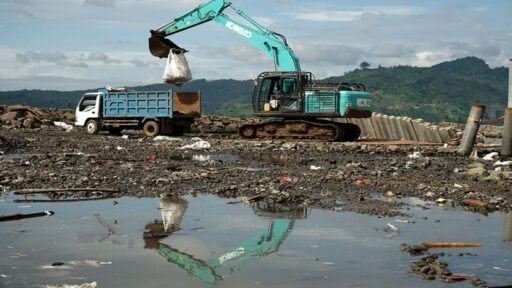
left=149, top=0, right=372, bottom=141
left=143, top=196, right=308, bottom=284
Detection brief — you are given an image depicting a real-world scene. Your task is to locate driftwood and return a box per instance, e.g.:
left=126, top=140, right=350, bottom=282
left=421, top=242, right=482, bottom=248
left=13, top=188, right=119, bottom=195
left=461, top=199, right=488, bottom=208
left=14, top=196, right=115, bottom=203
left=0, top=211, right=54, bottom=222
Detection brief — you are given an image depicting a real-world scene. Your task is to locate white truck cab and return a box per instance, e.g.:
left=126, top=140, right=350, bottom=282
left=75, top=93, right=101, bottom=130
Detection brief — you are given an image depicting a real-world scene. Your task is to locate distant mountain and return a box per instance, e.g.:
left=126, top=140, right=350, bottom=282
left=0, top=57, right=508, bottom=122
left=325, top=57, right=508, bottom=122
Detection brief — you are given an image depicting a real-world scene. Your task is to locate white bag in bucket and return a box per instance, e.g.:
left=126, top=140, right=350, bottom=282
left=162, top=49, right=192, bottom=85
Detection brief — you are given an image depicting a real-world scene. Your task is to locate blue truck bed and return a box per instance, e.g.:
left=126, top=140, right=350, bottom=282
left=102, top=91, right=173, bottom=118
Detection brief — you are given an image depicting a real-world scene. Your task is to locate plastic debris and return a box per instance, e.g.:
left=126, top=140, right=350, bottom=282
left=436, top=198, right=447, bottom=204
left=163, top=49, right=192, bottom=85
left=407, top=152, right=423, bottom=159
left=482, top=152, right=499, bottom=161
left=180, top=138, right=211, bottom=150
left=454, top=183, right=463, bottom=188
left=387, top=223, right=399, bottom=232
left=54, top=121, right=74, bottom=132
left=356, top=179, right=367, bottom=186
left=278, top=176, right=294, bottom=183
left=45, top=282, right=97, bottom=288
left=147, top=155, right=158, bottom=161
left=153, top=135, right=182, bottom=141
left=121, top=135, right=130, bottom=140
left=116, top=146, right=125, bottom=151
left=469, top=150, right=479, bottom=160
left=310, top=165, right=322, bottom=171
left=494, top=160, right=512, bottom=167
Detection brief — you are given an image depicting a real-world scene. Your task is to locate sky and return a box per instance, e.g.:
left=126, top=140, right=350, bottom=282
left=0, top=0, right=511, bottom=90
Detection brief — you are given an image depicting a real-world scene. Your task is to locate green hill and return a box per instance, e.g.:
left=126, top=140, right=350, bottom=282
left=325, top=57, right=508, bottom=122
left=0, top=57, right=508, bottom=122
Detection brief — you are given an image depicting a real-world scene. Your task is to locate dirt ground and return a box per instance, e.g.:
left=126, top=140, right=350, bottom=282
left=0, top=127, right=511, bottom=217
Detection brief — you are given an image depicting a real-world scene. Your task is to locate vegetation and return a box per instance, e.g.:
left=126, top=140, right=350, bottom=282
left=0, top=57, right=508, bottom=123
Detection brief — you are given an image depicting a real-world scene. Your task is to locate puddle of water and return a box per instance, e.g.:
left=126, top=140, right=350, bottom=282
left=0, top=193, right=511, bottom=288
left=0, top=153, right=26, bottom=160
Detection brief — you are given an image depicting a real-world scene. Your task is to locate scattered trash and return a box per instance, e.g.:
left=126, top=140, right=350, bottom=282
left=386, top=223, right=399, bottom=232
left=421, top=242, right=482, bottom=249
left=469, top=150, right=479, bottom=160
left=407, top=152, right=423, bottom=159
left=309, top=165, right=322, bottom=171
left=121, top=135, right=130, bottom=140
left=395, top=219, right=411, bottom=223
left=45, top=282, right=97, bottom=288
left=180, top=138, right=211, bottom=150
left=0, top=210, right=54, bottom=222
left=410, top=253, right=450, bottom=280
left=482, top=152, right=499, bottom=161
left=53, top=121, right=74, bottom=132
left=153, top=135, right=182, bottom=141
left=0, top=274, right=10, bottom=278
left=454, top=183, right=463, bottom=188
left=494, top=160, right=512, bottom=167
left=278, top=176, right=294, bottom=183
left=116, top=146, right=125, bottom=151
left=147, top=155, right=158, bottom=161
left=242, top=193, right=266, bottom=204
left=493, top=266, right=512, bottom=272
left=356, top=179, right=367, bottom=186
left=335, top=199, right=347, bottom=207
left=385, top=191, right=395, bottom=198
left=436, top=198, right=447, bottom=204
left=462, top=199, right=488, bottom=209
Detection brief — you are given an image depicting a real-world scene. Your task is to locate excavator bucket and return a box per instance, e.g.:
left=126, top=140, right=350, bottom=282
left=148, top=35, right=185, bottom=58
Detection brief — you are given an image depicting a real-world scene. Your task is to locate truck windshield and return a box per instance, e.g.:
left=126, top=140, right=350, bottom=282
left=79, top=95, right=97, bottom=112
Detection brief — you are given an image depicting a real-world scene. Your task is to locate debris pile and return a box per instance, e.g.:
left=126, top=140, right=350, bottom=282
left=0, top=105, right=74, bottom=129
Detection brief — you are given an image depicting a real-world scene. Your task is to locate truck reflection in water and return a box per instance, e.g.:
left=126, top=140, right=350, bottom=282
left=143, top=195, right=308, bottom=284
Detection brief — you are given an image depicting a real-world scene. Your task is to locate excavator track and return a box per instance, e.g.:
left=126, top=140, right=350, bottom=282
left=239, top=120, right=361, bottom=142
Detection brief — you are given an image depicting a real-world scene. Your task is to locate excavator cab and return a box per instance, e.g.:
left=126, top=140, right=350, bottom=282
left=253, top=71, right=309, bottom=114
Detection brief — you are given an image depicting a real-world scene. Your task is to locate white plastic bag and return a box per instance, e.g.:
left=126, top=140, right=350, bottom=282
left=162, top=49, right=192, bottom=85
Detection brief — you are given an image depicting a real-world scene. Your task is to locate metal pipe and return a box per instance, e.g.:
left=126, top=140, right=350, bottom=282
left=502, top=108, right=512, bottom=157
left=459, top=104, right=486, bottom=156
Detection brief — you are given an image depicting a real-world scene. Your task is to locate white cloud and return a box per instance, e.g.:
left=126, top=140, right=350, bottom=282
left=83, top=0, right=116, bottom=7
left=289, top=6, right=422, bottom=22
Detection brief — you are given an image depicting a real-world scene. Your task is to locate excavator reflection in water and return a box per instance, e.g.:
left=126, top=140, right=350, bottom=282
left=143, top=195, right=308, bottom=284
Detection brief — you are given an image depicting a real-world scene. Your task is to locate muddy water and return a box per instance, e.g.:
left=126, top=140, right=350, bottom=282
left=0, top=193, right=511, bottom=288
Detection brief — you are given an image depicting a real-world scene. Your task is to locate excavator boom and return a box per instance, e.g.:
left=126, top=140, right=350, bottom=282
left=149, top=0, right=300, bottom=71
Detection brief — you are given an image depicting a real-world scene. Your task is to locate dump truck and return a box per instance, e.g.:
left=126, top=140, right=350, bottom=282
left=74, top=88, right=201, bottom=137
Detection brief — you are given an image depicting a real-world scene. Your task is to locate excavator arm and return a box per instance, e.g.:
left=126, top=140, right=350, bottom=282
left=149, top=0, right=301, bottom=71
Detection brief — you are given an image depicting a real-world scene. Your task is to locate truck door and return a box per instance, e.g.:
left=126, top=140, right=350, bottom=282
left=75, top=93, right=100, bottom=126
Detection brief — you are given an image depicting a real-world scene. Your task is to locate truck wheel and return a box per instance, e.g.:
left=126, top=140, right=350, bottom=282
left=85, top=119, right=99, bottom=134
left=143, top=121, right=160, bottom=137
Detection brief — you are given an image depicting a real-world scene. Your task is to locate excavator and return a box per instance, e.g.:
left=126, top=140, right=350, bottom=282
left=143, top=196, right=308, bottom=284
left=149, top=0, right=372, bottom=141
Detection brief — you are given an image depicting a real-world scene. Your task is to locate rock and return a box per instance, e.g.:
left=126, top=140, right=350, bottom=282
left=23, top=118, right=38, bottom=129
left=0, top=111, right=19, bottom=123
left=386, top=191, right=395, bottom=198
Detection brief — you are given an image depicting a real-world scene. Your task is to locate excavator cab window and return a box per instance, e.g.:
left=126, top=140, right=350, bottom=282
left=279, top=77, right=300, bottom=111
